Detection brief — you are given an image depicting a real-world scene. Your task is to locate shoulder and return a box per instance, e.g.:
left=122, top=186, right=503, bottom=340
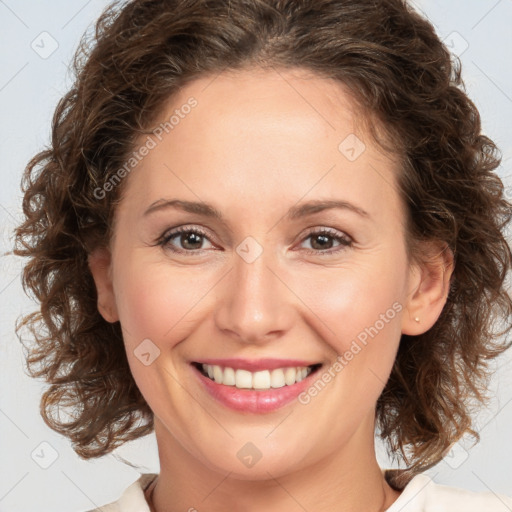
left=385, top=473, right=512, bottom=512
left=82, top=473, right=157, bottom=512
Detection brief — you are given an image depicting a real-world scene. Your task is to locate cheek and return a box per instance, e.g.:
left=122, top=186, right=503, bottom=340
left=302, top=262, right=404, bottom=337
left=112, top=256, right=215, bottom=350
left=291, top=271, right=404, bottom=426
left=292, top=253, right=407, bottom=382
left=111, top=257, right=214, bottom=409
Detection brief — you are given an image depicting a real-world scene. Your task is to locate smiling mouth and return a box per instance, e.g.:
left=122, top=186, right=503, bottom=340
left=192, top=362, right=322, bottom=390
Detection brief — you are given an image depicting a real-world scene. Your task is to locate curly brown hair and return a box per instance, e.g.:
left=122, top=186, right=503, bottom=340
left=13, top=0, right=512, bottom=488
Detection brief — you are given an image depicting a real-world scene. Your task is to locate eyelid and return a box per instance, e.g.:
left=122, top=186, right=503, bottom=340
left=300, top=225, right=352, bottom=240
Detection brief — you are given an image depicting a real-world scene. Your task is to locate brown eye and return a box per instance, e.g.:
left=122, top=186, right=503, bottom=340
left=310, top=233, right=335, bottom=250
left=299, top=228, right=352, bottom=255
left=159, top=226, right=214, bottom=253
left=178, top=231, right=204, bottom=250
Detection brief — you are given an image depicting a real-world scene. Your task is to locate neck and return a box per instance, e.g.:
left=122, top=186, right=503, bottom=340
left=149, top=414, right=401, bottom=512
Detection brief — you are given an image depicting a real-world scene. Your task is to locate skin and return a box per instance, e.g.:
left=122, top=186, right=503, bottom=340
left=89, top=67, right=453, bottom=512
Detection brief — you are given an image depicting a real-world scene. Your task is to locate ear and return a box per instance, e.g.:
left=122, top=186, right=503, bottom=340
left=401, top=242, right=454, bottom=335
left=88, top=247, right=119, bottom=323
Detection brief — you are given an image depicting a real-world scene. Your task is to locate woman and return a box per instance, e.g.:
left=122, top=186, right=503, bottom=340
left=13, top=0, right=512, bottom=510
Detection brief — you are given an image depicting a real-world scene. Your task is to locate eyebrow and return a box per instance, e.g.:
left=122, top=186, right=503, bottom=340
left=143, top=198, right=370, bottom=221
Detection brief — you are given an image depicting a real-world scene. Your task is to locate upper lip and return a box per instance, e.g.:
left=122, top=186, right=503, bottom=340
left=193, top=358, right=321, bottom=372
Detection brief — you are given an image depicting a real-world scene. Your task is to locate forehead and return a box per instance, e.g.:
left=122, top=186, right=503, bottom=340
left=118, top=67, right=404, bottom=226
left=170, top=67, right=365, bottom=145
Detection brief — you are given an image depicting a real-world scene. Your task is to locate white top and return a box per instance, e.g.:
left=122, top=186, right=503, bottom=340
left=86, top=472, right=512, bottom=511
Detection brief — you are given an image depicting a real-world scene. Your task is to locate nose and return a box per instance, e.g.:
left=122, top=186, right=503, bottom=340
left=214, top=245, right=295, bottom=345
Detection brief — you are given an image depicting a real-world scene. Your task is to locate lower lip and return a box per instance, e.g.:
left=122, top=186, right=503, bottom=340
left=192, top=365, right=319, bottom=413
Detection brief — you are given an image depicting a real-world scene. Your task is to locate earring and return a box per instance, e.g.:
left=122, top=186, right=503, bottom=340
left=414, top=317, right=420, bottom=323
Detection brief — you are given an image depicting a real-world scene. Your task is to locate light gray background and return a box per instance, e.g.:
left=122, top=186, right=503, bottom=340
left=1, top=1, right=511, bottom=511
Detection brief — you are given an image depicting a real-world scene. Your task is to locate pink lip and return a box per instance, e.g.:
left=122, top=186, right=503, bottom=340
left=191, top=362, right=321, bottom=413
left=193, top=358, right=317, bottom=372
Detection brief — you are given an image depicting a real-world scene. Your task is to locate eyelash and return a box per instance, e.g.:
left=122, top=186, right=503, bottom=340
left=157, top=225, right=353, bottom=257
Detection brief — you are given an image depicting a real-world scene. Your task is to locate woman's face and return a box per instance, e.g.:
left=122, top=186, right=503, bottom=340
left=90, top=67, right=435, bottom=478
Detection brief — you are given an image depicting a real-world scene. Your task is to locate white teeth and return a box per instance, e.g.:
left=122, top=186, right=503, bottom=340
left=270, top=369, right=286, bottom=388
left=253, top=370, right=271, bottom=390
left=200, top=364, right=314, bottom=390
left=284, top=367, right=296, bottom=386
left=235, top=369, right=253, bottom=389
left=223, top=367, right=236, bottom=386
left=213, top=365, right=223, bottom=384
